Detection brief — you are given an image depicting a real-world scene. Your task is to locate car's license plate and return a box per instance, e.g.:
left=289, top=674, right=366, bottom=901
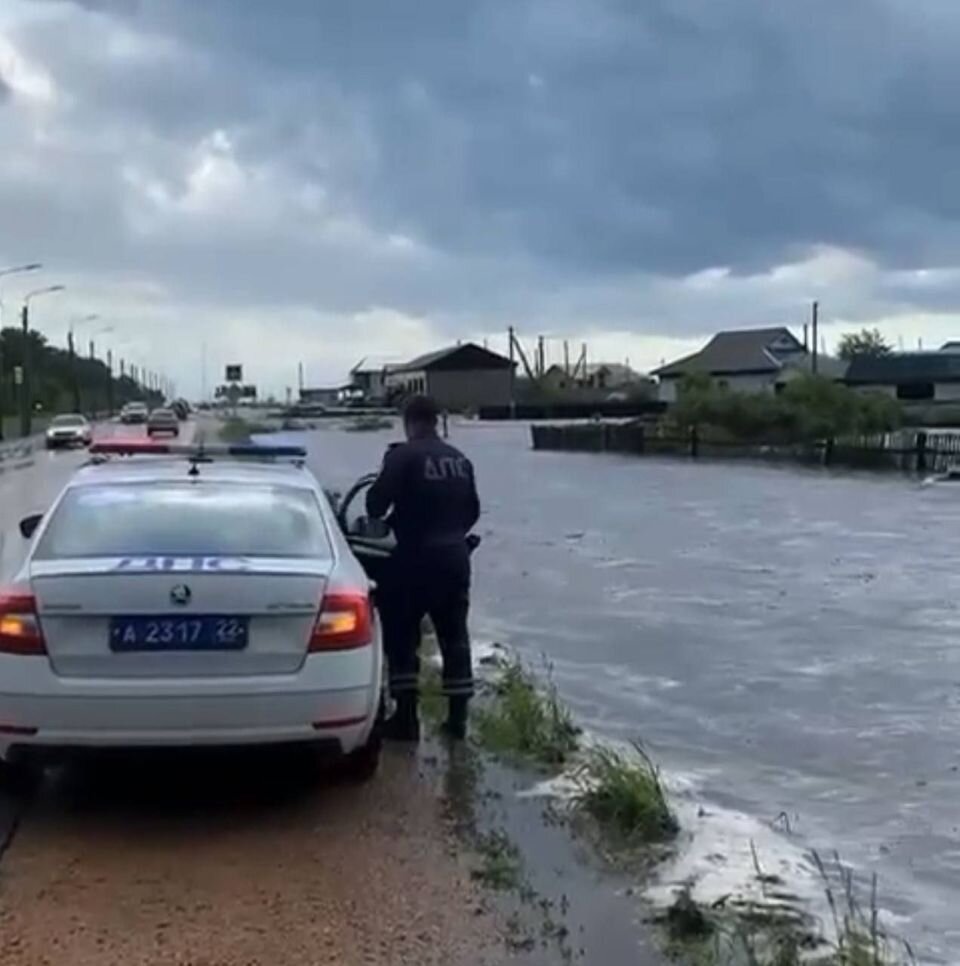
left=110, top=616, right=249, bottom=652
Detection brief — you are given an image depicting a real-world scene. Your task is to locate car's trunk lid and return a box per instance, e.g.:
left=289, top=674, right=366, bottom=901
left=30, top=556, right=331, bottom=678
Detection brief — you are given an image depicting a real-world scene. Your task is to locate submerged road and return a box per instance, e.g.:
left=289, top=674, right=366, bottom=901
left=312, top=419, right=960, bottom=963
left=5, top=416, right=959, bottom=961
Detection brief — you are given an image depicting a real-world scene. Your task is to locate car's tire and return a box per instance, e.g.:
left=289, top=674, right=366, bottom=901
left=339, top=696, right=385, bottom=783
left=0, top=757, right=41, bottom=795
left=341, top=731, right=382, bottom=783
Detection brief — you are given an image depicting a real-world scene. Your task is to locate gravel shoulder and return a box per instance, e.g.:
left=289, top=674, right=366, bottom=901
left=0, top=747, right=502, bottom=966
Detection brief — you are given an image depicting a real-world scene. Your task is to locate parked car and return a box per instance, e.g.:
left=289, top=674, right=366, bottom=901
left=147, top=408, right=179, bottom=437
left=45, top=414, right=92, bottom=450
left=120, top=402, right=148, bottom=425
left=1, top=441, right=384, bottom=780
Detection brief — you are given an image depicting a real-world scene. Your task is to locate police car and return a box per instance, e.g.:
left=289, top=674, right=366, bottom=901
left=0, top=441, right=384, bottom=780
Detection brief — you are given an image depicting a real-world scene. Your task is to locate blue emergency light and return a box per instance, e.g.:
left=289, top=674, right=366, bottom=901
left=89, top=441, right=308, bottom=458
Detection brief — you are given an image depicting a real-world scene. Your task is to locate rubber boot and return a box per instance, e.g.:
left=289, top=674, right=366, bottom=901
left=384, top=693, right=420, bottom=742
left=441, top=696, right=469, bottom=741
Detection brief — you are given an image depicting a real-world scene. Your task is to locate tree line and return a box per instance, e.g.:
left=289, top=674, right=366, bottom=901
left=0, top=327, right=160, bottom=422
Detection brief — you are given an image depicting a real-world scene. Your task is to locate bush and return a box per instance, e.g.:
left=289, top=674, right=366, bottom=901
left=671, top=374, right=901, bottom=443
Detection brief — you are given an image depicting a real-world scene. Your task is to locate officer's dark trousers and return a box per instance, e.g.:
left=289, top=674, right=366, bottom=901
left=382, top=545, right=474, bottom=700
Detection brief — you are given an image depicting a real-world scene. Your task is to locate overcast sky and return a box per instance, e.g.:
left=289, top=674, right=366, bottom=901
left=2, top=0, right=960, bottom=396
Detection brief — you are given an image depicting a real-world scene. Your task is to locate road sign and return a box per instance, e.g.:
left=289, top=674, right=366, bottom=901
left=225, top=364, right=242, bottom=383
left=13, top=366, right=23, bottom=386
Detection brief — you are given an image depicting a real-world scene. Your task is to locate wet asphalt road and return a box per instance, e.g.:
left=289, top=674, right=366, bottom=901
left=312, top=420, right=960, bottom=962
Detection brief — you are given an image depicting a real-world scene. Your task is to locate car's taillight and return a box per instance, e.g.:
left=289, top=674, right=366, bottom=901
left=0, top=593, right=46, bottom=655
left=309, top=591, right=372, bottom=651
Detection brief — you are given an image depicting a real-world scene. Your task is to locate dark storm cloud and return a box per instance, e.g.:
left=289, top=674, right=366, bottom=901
left=6, top=0, right=960, bottom=358
left=52, top=0, right=960, bottom=278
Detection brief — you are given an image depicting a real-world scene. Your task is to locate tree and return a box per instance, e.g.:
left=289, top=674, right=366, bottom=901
left=837, top=328, right=892, bottom=362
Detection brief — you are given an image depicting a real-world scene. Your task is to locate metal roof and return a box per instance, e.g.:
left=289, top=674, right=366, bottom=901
left=393, top=342, right=514, bottom=373
left=653, top=327, right=805, bottom=377
left=845, top=352, right=960, bottom=384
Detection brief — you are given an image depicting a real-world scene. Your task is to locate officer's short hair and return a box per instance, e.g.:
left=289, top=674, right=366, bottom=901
left=403, top=394, right=439, bottom=427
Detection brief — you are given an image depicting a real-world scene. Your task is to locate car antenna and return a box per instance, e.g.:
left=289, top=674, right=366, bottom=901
left=187, top=440, right=211, bottom=477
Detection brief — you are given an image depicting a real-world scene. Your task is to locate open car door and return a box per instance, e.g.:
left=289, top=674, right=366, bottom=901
left=334, top=474, right=396, bottom=586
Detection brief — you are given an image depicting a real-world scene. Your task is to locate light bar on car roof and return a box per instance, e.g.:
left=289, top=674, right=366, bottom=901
left=88, top=441, right=307, bottom=458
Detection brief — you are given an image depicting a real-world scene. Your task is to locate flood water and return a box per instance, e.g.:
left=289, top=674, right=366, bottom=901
left=313, top=419, right=960, bottom=963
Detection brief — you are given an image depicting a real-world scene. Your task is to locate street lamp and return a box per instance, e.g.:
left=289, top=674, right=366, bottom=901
left=0, top=263, right=42, bottom=440
left=89, top=326, right=114, bottom=416
left=69, top=313, right=98, bottom=412
left=89, top=325, right=114, bottom=360
left=20, top=284, right=65, bottom=437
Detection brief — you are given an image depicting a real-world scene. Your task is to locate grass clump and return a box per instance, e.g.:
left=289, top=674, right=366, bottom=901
left=218, top=416, right=252, bottom=443
left=474, top=659, right=580, bottom=768
left=657, top=851, right=914, bottom=966
left=343, top=415, right=393, bottom=432
left=470, top=830, right=524, bottom=891
left=572, top=741, right=678, bottom=845
left=217, top=416, right=276, bottom=443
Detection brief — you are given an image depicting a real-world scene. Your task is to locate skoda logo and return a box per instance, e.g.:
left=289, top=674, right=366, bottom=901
left=170, top=584, right=192, bottom=606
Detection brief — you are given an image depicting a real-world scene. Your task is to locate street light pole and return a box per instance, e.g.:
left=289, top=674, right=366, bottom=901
left=89, top=326, right=113, bottom=415
left=0, top=262, right=42, bottom=441
left=20, top=284, right=65, bottom=437
left=69, top=313, right=98, bottom=413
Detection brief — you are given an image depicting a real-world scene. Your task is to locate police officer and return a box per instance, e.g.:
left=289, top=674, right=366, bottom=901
left=366, top=395, right=480, bottom=741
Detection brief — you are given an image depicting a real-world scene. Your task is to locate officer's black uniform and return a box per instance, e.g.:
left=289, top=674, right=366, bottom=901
left=366, top=432, right=480, bottom=738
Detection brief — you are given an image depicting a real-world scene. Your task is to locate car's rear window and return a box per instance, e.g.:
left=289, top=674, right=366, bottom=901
left=34, top=483, right=330, bottom=559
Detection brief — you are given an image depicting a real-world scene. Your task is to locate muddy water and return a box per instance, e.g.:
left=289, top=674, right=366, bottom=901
left=312, top=420, right=960, bottom=963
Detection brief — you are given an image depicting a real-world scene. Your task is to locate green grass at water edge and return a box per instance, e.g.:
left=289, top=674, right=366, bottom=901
left=217, top=416, right=278, bottom=443
left=661, top=851, right=915, bottom=966
left=473, top=658, right=581, bottom=769
left=572, top=741, right=678, bottom=846
left=342, top=416, right=394, bottom=432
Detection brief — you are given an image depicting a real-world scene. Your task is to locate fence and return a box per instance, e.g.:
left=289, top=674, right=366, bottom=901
left=479, top=400, right=667, bottom=421
left=530, top=423, right=960, bottom=474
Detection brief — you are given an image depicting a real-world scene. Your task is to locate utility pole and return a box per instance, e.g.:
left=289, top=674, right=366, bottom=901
left=508, top=326, right=516, bottom=417
left=19, top=303, right=29, bottom=437
left=811, top=301, right=819, bottom=376
left=106, top=349, right=114, bottom=415
left=537, top=335, right=545, bottom=378
left=563, top=340, right=570, bottom=376
left=88, top=339, right=94, bottom=361
left=68, top=330, right=79, bottom=412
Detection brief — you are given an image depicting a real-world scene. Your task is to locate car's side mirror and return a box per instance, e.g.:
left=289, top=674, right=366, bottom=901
left=19, top=513, right=42, bottom=539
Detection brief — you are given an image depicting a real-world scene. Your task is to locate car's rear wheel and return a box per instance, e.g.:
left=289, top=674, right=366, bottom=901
left=341, top=731, right=382, bottom=783
left=339, top=697, right=384, bottom=783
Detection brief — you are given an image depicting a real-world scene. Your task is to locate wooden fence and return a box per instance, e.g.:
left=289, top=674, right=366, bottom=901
left=530, top=423, right=960, bottom=474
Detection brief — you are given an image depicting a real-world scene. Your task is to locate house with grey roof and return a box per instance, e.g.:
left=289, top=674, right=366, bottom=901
left=383, top=342, right=516, bottom=410
left=845, top=350, right=960, bottom=403
left=652, top=327, right=845, bottom=402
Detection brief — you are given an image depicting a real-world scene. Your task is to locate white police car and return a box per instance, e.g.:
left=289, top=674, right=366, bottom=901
left=0, top=441, right=384, bottom=780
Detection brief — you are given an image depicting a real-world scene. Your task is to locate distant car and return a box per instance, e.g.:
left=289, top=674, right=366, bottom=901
left=45, top=414, right=92, bottom=450
left=120, top=402, right=148, bottom=425
left=147, top=408, right=179, bottom=437
left=171, top=399, right=190, bottom=421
